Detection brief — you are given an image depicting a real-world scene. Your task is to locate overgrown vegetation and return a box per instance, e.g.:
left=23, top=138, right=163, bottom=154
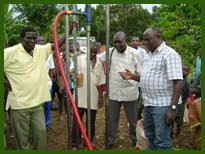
left=5, top=4, right=201, bottom=71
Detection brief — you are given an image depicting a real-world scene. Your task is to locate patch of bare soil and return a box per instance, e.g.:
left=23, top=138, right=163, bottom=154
left=4, top=100, right=194, bottom=150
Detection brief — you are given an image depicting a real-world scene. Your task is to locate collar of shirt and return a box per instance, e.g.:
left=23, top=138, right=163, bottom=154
left=152, top=42, right=166, bottom=54
left=116, top=45, right=128, bottom=55
left=92, top=57, right=102, bottom=70
left=18, top=43, right=27, bottom=53
left=18, top=43, right=37, bottom=56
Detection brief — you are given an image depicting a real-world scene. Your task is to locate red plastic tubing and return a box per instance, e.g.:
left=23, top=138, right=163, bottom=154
left=52, top=10, right=93, bottom=150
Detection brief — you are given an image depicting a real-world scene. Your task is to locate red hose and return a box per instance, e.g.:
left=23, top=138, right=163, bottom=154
left=53, top=10, right=93, bottom=150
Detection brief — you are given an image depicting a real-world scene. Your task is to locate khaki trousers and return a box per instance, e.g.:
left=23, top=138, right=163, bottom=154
left=11, top=104, right=46, bottom=150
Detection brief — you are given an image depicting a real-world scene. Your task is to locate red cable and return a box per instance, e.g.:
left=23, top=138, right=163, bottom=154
left=53, top=10, right=93, bottom=150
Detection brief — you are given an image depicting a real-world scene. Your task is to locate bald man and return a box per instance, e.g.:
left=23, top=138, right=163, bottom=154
left=98, top=31, right=142, bottom=148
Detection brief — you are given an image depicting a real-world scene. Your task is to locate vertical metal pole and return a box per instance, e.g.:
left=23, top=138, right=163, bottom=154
left=86, top=4, right=91, bottom=141
left=105, top=4, right=110, bottom=150
left=72, top=4, right=80, bottom=149
left=65, top=4, right=71, bottom=149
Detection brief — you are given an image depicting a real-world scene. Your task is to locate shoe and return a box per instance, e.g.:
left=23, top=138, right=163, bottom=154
left=132, top=141, right=136, bottom=147
left=91, top=142, right=95, bottom=148
left=108, top=143, right=114, bottom=149
left=71, top=147, right=77, bottom=150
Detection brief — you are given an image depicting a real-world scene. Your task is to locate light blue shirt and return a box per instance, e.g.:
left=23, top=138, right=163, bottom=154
left=193, top=56, right=201, bottom=80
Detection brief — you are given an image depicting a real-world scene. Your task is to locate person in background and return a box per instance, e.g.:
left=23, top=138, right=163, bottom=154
left=172, top=64, right=190, bottom=140
left=52, top=44, right=67, bottom=121
left=71, top=42, right=105, bottom=149
left=67, top=43, right=75, bottom=94
left=96, top=42, right=106, bottom=95
left=191, top=73, right=201, bottom=100
left=76, top=42, right=84, bottom=55
left=192, top=48, right=201, bottom=81
left=131, top=36, right=147, bottom=120
left=131, top=36, right=147, bottom=62
left=36, top=35, right=55, bottom=129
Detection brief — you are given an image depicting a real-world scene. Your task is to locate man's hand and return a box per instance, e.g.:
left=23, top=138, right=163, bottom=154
left=4, top=77, right=12, bottom=91
left=165, top=108, right=176, bottom=126
left=118, top=69, right=133, bottom=80
left=51, top=21, right=77, bottom=51
left=98, top=97, right=103, bottom=108
left=69, top=21, right=77, bottom=33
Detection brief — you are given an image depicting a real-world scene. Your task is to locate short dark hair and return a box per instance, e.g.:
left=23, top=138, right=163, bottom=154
left=132, top=36, right=140, bottom=41
left=183, top=64, right=190, bottom=71
left=20, top=26, right=36, bottom=39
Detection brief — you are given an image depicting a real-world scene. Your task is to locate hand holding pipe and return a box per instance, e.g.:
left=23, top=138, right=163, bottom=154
left=52, top=10, right=93, bottom=150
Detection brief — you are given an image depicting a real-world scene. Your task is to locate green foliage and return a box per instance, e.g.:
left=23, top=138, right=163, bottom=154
left=4, top=4, right=9, bottom=46
left=4, top=4, right=9, bottom=17
left=87, top=4, right=152, bottom=44
left=5, top=4, right=201, bottom=72
left=5, top=7, right=27, bottom=46
left=5, top=4, right=152, bottom=46
left=5, top=4, right=66, bottom=45
left=151, top=4, right=201, bottom=70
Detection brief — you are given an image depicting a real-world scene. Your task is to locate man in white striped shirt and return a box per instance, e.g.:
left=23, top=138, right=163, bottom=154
left=119, top=27, right=183, bottom=150
left=98, top=31, right=142, bottom=148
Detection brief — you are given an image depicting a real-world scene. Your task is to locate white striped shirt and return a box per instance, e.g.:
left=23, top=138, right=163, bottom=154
left=140, top=42, right=183, bottom=106
left=98, top=46, right=142, bottom=101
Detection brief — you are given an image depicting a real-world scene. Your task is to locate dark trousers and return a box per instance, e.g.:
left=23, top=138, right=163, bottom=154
left=108, top=99, right=137, bottom=145
left=44, top=88, right=52, bottom=128
left=71, top=108, right=97, bottom=147
left=175, top=103, right=186, bottom=136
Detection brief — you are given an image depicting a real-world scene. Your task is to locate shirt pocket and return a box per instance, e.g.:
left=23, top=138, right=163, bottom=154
left=150, top=59, right=164, bottom=72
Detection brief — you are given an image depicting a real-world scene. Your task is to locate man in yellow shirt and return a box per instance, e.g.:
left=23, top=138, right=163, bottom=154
left=4, top=26, right=70, bottom=150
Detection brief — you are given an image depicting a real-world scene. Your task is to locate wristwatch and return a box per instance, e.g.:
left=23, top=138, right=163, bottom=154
left=171, top=104, right=176, bottom=110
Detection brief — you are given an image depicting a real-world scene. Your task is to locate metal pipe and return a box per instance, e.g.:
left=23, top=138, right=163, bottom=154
left=53, top=10, right=93, bottom=150
left=105, top=4, right=110, bottom=150
left=71, top=12, right=85, bottom=16
left=85, top=4, right=92, bottom=141
left=64, top=4, right=72, bottom=149
left=72, top=4, right=80, bottom=149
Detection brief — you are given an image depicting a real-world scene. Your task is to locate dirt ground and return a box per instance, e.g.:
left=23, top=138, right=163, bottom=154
left=4, top=99, right=195, bottom=150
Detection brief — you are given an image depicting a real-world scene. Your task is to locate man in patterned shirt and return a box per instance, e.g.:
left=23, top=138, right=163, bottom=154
left=98, top=31, right=142, bottom=148
left=119, top=27, right=183, bottom=150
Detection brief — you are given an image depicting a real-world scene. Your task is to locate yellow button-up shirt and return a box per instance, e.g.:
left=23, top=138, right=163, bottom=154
left=4, top=43, right=52, bottom=109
